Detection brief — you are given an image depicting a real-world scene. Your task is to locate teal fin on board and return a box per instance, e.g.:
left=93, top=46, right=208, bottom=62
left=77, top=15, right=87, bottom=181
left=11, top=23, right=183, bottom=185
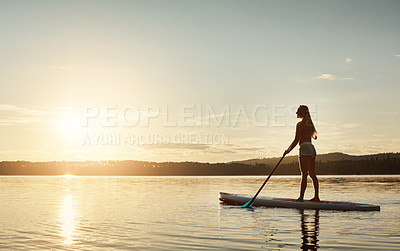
left=241, top=200, right=254, bottom=208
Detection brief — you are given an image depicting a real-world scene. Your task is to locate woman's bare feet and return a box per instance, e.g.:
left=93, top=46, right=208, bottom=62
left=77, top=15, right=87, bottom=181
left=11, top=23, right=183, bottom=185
left=295, top=197, right=304, bottom=202
left=310, top=197, right=320, bottom=202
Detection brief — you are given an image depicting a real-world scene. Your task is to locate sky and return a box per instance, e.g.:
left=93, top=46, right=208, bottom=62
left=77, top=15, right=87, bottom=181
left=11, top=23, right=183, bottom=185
left=0, top=0, right=399, bottom=162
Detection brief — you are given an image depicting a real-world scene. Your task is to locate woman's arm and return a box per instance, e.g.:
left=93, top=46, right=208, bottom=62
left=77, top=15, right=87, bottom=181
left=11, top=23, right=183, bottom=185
left=284, top=122, right=301, bottom=155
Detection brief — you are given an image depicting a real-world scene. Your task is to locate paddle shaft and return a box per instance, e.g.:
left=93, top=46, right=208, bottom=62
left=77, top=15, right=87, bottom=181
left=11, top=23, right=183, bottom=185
left=244, top=154, right=286, bottom=207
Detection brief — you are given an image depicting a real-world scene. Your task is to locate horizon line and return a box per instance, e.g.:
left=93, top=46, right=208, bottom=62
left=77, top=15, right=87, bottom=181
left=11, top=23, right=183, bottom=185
left=1, top=151, right=399, bottom=164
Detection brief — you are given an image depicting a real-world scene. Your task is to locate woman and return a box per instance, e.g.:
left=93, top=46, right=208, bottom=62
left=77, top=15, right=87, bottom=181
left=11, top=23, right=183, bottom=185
left=284, top=105, right=319, bottom=202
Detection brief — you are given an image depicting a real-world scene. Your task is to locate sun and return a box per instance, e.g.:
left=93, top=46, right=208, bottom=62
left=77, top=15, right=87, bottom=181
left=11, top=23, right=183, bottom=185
left=57, top=113, right=82, bottom=139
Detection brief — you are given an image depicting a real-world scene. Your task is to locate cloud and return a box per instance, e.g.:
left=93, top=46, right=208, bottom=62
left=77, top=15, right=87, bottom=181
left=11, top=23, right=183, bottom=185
left=345, top=57, right=352, bottom=63
left=140, top=143, right=210, bottom=150
left=395, top=54, right=400, bottom=58
left=139, top=143, right=265, bottom=156
left=0, top=104, right=43, bottom=126
left=234, top=146, right=265, bottom=151
left=0, top=104, right=19, bottom=111
left=315, top=74, right=337, bottom=80
left=342, top=123, right=361, bottom=129
left=385, top=111, right=398, bottom=115
left=0, top=104, right=62, bottom=126
left=312, top=74, right=354, bottom=81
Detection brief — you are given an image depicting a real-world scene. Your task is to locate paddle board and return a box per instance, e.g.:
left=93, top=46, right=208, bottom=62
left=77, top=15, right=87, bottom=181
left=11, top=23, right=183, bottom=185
left=219, top=192, right=380, bottom=211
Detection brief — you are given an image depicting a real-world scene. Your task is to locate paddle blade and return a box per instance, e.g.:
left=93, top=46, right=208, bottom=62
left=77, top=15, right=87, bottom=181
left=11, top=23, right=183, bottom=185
left=241, top=199, right=254, bottom=208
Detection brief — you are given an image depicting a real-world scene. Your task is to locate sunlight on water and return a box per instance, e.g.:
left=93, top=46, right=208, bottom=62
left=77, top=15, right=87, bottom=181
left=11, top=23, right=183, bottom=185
left=0, top=175, right=399, bottom=250
left=60, top=195, right=75, bottom=244
left=59, top=175, right=76, bottom=245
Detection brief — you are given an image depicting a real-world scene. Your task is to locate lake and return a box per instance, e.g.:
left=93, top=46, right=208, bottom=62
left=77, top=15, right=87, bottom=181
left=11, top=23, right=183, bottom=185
left=0, top=175, right=399, bottom=250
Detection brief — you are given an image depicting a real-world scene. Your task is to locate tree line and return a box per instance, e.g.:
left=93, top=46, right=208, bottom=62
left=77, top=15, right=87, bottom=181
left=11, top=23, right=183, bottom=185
left=0, top=154, right=399, bottom=175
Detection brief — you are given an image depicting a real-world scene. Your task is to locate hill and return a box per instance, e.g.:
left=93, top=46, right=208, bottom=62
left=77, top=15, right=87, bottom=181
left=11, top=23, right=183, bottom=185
left=0, top=152, right=399, bottom=175
left=232, top=152, right=400, bottom=166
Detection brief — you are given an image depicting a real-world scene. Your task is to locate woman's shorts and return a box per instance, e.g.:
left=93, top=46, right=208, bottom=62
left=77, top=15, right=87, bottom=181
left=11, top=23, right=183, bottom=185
left=299, top=142, right=316, bottom=157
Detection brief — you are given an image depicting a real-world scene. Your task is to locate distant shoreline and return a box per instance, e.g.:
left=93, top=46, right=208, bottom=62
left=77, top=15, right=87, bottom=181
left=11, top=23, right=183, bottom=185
left=1, top=174, right=400, bottom=177
left=1, top=152, right=399, bottom=176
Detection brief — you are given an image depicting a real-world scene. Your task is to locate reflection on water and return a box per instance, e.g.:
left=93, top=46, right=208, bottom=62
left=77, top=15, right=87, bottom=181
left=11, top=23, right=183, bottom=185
left=300, top=210, right=319, bottom=250
left=0, top=176, right=398, bottom=250
left=59, top=176, right=77, bottom=245
left=253, top=208, right=320, bottom=249
left=60, top=195, right=75, bottom=244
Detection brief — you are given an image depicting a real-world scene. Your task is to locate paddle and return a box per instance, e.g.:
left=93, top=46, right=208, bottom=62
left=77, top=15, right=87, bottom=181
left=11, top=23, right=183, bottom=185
left=242, top=153, right=286, bottom=208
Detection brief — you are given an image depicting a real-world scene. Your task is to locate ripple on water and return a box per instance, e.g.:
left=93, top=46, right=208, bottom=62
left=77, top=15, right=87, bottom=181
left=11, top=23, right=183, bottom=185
left=0, top=175, right=399, bottom=250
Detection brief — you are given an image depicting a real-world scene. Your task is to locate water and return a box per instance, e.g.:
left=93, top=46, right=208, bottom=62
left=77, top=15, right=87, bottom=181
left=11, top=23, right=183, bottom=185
left=0, top=175, right=399, bottom=250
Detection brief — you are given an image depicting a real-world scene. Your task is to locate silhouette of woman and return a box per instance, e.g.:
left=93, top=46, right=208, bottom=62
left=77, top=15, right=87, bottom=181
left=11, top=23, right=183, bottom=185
left=284, top=105, right=319, bottom=202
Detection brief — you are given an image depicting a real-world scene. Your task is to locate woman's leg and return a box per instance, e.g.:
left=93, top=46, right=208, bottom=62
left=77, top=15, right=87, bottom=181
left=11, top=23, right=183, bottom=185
left=308, top=156, right=320, bottom=201
left=296, top=156, right=309, bottom=202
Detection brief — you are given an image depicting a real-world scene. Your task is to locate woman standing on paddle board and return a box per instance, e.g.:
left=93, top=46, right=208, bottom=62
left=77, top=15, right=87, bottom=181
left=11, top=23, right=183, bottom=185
left=284, top=105, right=319, bottom=202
